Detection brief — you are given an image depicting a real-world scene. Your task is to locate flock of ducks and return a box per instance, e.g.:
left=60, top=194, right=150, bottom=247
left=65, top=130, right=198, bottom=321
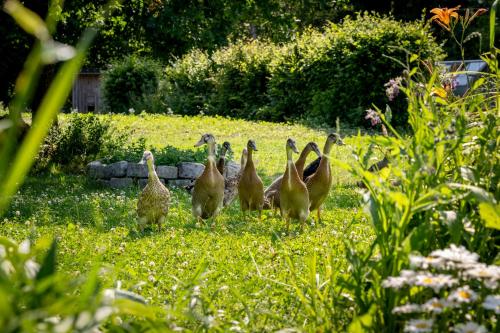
left=137, top=133, right=343, bottom=232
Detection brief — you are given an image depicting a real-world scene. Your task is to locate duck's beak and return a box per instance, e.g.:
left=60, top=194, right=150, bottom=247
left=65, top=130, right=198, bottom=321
left=290, top=142, right=299, bottom=154
left=194, top=138, right=205, bottom=147
left=139, top=156, right=146, bottom=164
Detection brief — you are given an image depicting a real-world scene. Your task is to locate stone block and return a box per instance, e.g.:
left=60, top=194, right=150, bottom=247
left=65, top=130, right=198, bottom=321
left=168, top=179, right=193, bottom=189
left=178, top=162, right=204, bottom=179
left=96, top=179, right=110, bottom=187
left=109, top=177, right=133, bottom=189
left=225, top=161, right=241, bottom=179
left=138, top=178, right=165, bottom=189
left=87, top=161, right=106, bottom=179
left=104, top=161, right=128, bottom=178
left=156, top=165, right=177, bottom=179
left=127, top=163, right=149, bottom=178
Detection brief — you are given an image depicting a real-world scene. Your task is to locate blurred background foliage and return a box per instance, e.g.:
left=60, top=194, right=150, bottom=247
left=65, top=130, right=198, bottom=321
left=1, top=0, right=496, bottom=116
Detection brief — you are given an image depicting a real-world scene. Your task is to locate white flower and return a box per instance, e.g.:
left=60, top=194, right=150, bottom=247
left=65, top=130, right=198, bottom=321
left=448, top=286, right=478, bottom=303
left=465, top=264, right=500, bottom=281
left=24, top=259, right=40, bottom=279
left=404, top=319, right=434, bottom=332
left=430, top=245, right=479, bottom=266
left=102, top=289, right=116, bottom=304
left=18, top=240, right=30, bottom=254
left=422, top=298, right=451, bottom=313
left=382, top=276, right=412, bottom=289
left=410, top=255, right=445, bottom=269
left=94, top=306, right=113, bottom=321
left=453, top=322, right=487, bottom=333
left=440, top=210, right=457, bottom=224
left=482, top=295, right=500, bottom=314
left=414, top=272, right=457, bottom=292
left=392, top=304, right=421, bottom=314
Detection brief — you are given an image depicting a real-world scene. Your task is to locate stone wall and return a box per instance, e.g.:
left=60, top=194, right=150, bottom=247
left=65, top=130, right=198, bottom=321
left=87, top=160, right=240, bottom=189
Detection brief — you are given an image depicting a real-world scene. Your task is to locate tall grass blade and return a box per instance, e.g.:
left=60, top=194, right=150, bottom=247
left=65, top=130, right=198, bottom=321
left=490, top=0, right=498, bottom=50
left=0, top=28, right=97, bottom=215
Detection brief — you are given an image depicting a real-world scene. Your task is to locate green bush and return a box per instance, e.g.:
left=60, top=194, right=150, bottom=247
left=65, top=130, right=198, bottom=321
left=164, top=50, right=214, bottom=116
left=268, top=13, right=444, bottom=126
left=102, top=56, right=162, bottom=114
left=163, top=14, right=444, bottom=126
left=210, top=40, right=276, bottom=119
left=35, top=114, right=124, bottom=172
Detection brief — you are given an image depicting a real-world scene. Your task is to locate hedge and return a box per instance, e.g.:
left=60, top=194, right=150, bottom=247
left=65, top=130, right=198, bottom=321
left=163, top=13, right=445, bottom=126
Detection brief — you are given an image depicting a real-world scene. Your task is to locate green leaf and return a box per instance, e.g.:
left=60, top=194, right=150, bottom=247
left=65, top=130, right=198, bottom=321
left=385, top=105, right=392, bottom=123
left=402, top=223, right=430, bottom=254
left=408, top=67, right=418, bottom=77
left=479, top=203, right=500, bottom=230
left=113, top=299, right=156, bottom=319
left=388, top=192, right=409, bottom=209
left=471, top=77, right=485, bottom=91
left=348, top=305, right=376, bottom=333
left=490, top=0, right=498, bottom=50
left=447, top=183, right=495, bottom=203
left=36, top=239, right=57, bottom=281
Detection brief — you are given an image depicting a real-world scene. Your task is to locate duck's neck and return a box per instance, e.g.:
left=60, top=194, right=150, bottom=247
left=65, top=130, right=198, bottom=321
left=245, top=147, right=254, bottom=169
left=286, top=147, right=298, bottom=187
left=241, top=153, right=247, bottom=169
left=207, top=142, right=217, bottom=169
left=323, top=139, right=334, bottom=156
left=295, top=146, right=311, bottom=176
left=217, top=147, right=227, bottom=175
left=147, top=159, right=160, bottom=183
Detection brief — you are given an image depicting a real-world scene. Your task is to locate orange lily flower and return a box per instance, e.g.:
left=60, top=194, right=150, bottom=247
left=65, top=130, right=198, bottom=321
left=430, top=6, right=461, bottom=30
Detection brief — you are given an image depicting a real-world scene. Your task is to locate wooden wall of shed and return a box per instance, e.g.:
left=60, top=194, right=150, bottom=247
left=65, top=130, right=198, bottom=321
left=71, top=74, right=102, bottom=113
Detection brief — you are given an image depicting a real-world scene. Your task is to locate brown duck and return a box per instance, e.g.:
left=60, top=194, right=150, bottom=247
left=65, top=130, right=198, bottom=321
left=192, top=134, right=225, bottom=220
left=279, top=138, right=310, bottom=232
left=264, top=142, right=321, bottom=210
left=238, top=140, right=264, bottom=218
left=216, top=141, right=231, bottom=176
left=305, top=133, right=342, bottom=222
left=137, top=151, right=170, bottom=231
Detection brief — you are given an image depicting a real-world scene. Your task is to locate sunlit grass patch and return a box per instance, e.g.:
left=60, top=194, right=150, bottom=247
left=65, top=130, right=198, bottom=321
left=1, top=113, right=370, bottom=330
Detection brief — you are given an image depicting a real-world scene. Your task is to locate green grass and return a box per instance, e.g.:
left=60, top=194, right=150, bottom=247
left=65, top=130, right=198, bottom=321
left=1, top=113, right=373, bottom=331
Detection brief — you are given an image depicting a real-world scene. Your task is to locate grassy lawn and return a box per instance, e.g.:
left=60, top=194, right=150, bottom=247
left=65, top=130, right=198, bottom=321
left=1, top=114, right=373, bottom=330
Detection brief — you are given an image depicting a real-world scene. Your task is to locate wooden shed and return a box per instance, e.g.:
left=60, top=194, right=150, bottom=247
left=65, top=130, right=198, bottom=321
left=71, top=69, right=102, bottom=113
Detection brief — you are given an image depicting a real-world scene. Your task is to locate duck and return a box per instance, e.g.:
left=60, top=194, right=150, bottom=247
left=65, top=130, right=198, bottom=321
left=264, top=142, right=321, bottom=210
left=303, top=136, right=344, bottom=179
left=237, top=140, right=264, bottom=219
left=217, top=141, right=231, bottom=176
left=192, top=134, right=225, bottom=221
left=223, top=147, right=247, bottom=207
left=137, top=150, right=170, bottom=231
left=305, top=133, right=342, bottom=222
left=279, top=138, right=310, bottom=232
